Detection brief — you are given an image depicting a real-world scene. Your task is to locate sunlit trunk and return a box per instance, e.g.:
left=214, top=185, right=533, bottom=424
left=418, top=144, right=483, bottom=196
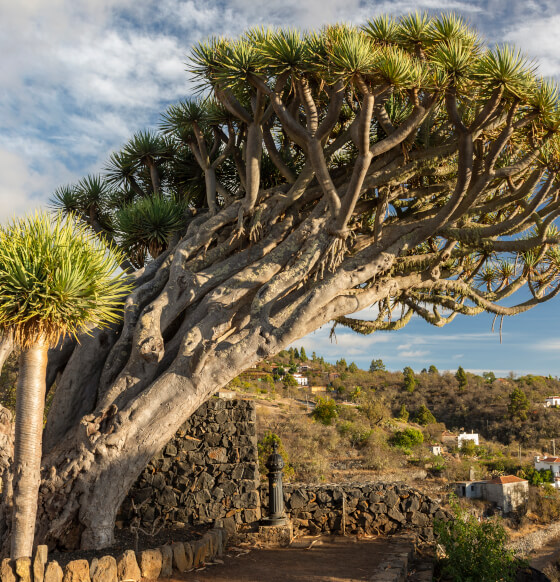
left=0, top=336, right=13, bottom=377
left=11, top=337, right=48, bottom=559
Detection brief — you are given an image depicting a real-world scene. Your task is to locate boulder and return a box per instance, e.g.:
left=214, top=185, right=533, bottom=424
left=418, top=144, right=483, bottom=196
left=15, top=558, right=31, bottom=582
left=158, top=547, right=172, bottom=578
left=139, top=550, right=162, bottom=580
left=1, top=558, right=16, bottom=582
left=116, top=551, right=140, bottom=582
left=171, top=543, right=188, bottom=573
left=33, top=546, right=48, bottom=582
left=62, top=560, right=89, bottom=582
left=91, top=556, right=116, bottom=582
left=44, top=562, right=63, bottom=582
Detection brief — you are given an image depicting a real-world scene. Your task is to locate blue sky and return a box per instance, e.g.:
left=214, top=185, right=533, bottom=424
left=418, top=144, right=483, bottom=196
left=2, top=0, right=560, bottom=376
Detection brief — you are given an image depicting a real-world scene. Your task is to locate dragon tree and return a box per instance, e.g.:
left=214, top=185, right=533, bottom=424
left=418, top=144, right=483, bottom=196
left=2, top=13, right=560, bottom=552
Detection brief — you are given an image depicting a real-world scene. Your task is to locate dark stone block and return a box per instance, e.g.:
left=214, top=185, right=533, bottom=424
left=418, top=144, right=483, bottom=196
left=152, top=473, right=166, bottom=491
left=165, top=443, right=178, bottom=457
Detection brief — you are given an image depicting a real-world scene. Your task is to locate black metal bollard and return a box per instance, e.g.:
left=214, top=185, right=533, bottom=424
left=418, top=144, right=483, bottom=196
left=261, top=441, right=287, bottom=526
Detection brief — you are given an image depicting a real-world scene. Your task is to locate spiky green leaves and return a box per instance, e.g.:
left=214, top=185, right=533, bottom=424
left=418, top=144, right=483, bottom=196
left=475, top=46, right=536, bottom=99
left=123, top=130, right=171, bottom=166
left=115, top=196, right=185, bottom=267
left=0, top=212, right=130, bottom=348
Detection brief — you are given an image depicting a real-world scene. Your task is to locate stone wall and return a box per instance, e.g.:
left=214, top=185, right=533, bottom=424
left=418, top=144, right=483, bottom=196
left=119, top=397, right=449, bottom=542
left=118, top=398, right=260, bottom=530
left=261, top=483, right=450, bottom=540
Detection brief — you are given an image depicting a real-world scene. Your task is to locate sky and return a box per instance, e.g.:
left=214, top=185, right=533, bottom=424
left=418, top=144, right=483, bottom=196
left=2, top=0, right=560, bottom=376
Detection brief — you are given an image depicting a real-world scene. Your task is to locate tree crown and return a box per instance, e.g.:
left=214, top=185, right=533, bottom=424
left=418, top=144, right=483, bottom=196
left=0, top=213, right=130, bottom=348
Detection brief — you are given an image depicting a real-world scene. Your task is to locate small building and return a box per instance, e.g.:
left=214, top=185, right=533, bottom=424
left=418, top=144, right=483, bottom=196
left=292, top=373, right=308, bottom=386
left=430, top=445, right=443, bottom=456
left=545, top=396, right=560, bottom=407
left=454, top=475, right=528, bottom=514
left=485, top=476, right=529, bottom=514
left=454, top=480, right=487, bottom=500
left=534, top=455, right=560, bottom=475
left=458, top=432, right=479, bottom=447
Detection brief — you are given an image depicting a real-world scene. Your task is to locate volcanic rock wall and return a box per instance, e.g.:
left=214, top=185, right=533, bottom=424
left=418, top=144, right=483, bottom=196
left=118, top=398, right=260, bottom=531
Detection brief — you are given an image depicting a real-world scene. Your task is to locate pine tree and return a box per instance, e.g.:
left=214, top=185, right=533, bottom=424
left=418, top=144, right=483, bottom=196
left=403, top=367, right=416, bottom=393
left=369, top=359, right=386, bottom=372
left=415, top=404, right=436, bottom=425
left=456, top=366, right=468, bottom=391
left=398, top=404, right=409, bottom=422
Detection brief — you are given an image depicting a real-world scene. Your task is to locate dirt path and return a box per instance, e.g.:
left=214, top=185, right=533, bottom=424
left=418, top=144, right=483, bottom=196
left=173, top=536, right=404, bottom=582
left=530, top=535, right=560, bottom=572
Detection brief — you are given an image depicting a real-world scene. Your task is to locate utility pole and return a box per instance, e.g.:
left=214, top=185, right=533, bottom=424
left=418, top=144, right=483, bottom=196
left=553, top=439, right=556, bottom=456
left=518, top=443, right=521, bottom=461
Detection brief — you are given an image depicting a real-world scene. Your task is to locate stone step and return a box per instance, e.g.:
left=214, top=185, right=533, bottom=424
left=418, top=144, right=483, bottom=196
left=368, top=539, right=415, bottom=582
left=368, top=552, right=410, bottom=582
left=407, top=559, right=434, bottom=581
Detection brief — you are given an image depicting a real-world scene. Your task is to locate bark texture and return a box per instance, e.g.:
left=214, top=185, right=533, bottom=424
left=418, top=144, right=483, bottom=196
left=11, top=341, right=48, bottom=559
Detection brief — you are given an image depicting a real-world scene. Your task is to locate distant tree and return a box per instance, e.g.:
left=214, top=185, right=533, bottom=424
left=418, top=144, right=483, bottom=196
left=348, top=362, right=358, bottom=373
left=283, top=373, right=299, bottom=388
left=312, top=397, right=339, bottom=425
left=456, top=366, right=468, bottom=391
left=350, top=386, right=362, bottom=401
left=369, top=358, right=386, bottom=372
left=460, top=439, right=477, bottom=456
left=300, top=347, right=307, bottom=362
left=293, top=348, right=300, bottom=360
left=390, top=427, right=424, bottom=450
left=421, top=368, right=427, bottom=374
left=336, top=358, right=348, bottom=372
left=483, top=371, right=496, bottom=385
left=398, top=404, right=409, bottom=422
left=359, top=398, right=389, bottom=425
left=311, top=351, right=317, bottom=361
left=403, top=366, right=416, bottom=393
left=428, top=365, right=439, bottom=375
left=415, top=404, right=437, bottom=425
left=508, top=386, right=530, bottom=421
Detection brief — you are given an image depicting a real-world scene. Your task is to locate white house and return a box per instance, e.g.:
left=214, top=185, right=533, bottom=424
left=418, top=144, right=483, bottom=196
left=458, top=432, right=479, bottom=447
left=534, top=455, right=560, bottom=475
left=430, top=445, right=443, bottom=456
left=292, top=373, right=309, bottom=386
left=545, top=396, right=560, bottom=407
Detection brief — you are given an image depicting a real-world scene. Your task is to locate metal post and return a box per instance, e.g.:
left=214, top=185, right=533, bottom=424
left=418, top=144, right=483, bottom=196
left=261, top=441, right=287, bottom=526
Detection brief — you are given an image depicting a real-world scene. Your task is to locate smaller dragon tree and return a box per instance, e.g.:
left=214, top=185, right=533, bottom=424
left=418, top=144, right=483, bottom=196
left=0, top=213, right=130, bottom=559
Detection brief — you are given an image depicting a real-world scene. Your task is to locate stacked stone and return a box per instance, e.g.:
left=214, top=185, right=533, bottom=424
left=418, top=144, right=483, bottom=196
left=261, top=483, right=450, bottom=540
left=119, top=399, right=260, bottom=531
left=0, top=529, right=226, bottom=582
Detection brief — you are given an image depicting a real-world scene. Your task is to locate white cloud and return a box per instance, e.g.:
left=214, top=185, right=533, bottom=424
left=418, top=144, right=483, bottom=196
left=398, top=350, right=430, bottom=358
left=503, top=15, right=560, bottom=77
left=0, top=149, right=47, bottom=221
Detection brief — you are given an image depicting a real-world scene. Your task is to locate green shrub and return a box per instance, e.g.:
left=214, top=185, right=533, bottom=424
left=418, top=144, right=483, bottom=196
left=435, top=498, right=524, bottom=581
left=390, top=427, right=424, bottom=451
left=312, top=397, right=339, bottom=425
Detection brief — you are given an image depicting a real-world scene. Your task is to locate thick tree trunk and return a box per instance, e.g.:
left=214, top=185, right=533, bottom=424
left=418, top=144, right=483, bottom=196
left=11, top=339, right=48, bottom=559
